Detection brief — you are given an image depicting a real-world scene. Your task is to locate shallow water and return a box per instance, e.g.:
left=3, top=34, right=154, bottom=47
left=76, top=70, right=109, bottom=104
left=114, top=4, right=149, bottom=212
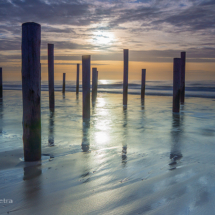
left=0, top=90, right=215, bottom=154
left=0, top=90, right=215, bottom=214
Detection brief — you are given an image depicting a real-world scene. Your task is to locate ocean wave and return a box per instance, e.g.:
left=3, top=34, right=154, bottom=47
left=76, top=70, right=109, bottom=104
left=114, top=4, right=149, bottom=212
left=2, top=80, right=215, bottom=98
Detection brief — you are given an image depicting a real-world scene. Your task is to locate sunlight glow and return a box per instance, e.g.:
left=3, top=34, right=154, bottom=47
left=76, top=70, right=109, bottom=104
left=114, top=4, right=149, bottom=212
left=95, top=132, right=110, bottom=145
left=93, top=97, right=111, bottom=146
left=99, top=79, right=108, bottom=84
left=93, top=31, right=115, bottom=45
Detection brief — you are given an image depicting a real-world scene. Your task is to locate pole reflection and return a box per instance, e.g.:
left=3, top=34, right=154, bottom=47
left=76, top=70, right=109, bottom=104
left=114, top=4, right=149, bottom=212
left=92, top=96, right=96, bottom=113
left=92, top=99, right=96, bottom=110
left=122, top=109, right=127, bottom=166
left=23, top=164, right=42, bottom=181
left=141, top=99, right=144, bottom=110
left=0, top=99, right=3, bottom=134
left=48, top=112, right=55, bottom=146
left=23, top=164, right=42, bottom=208
left=81, top=119, right=90, bottom=152
left=169, top=114, right=183, bottom=166
left=92, top=91, right=97, bottom=108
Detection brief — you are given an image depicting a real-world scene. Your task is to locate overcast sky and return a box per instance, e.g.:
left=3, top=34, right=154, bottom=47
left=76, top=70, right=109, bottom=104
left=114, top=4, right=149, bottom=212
left=0, top=0, right=214, bottom=80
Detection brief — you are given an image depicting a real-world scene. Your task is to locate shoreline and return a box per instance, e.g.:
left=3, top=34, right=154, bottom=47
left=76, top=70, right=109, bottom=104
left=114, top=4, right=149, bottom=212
left=1, top=89, right=215, bottom=99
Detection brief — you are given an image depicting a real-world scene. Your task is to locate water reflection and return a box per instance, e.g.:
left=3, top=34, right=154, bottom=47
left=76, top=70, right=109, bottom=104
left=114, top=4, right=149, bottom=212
left=23, top=164, right=42, bottom=206
left=92, top=92, right=97, bottom=108
left=0, top=99, right=3, bottom=134
left=141, top=99, right=144, bottom=110
left=122, top=109, right=127, bottom=166
left=23, top=164, right=42, bottom=181
left=82, top=120, right=90, bottom=152
left=94, top=97, right=110, bottom=146
left=48, top=112, right=55, bottom=146
left=92, top=98, right=96, bottom=114
left=92, top=100, right=96, bottom=110
left=170, top=114, right=183, bottom=165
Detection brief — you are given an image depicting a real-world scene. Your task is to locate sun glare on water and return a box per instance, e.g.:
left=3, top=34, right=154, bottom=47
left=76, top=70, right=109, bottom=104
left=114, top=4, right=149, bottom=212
left=99, top=80, right=108, bottom=84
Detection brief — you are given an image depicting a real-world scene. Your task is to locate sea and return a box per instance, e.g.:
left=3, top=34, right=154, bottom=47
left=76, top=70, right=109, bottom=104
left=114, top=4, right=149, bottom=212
left=3, top=80, right=215, bottom=98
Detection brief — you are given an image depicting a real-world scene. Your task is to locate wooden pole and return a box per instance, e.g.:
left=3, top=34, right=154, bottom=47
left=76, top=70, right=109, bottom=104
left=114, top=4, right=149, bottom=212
left=0, top=68, right=2, bottom=100
left=62, top=73, right=66, bottom=94
left=173, top=58, right=181, bottom=113
left=141, top=69, right=146, bottom=101
left=180, top=52, right=186, bottom=105
left=22, top=22, right=41, bottom=161
left=123, top=49, right=129, bottom=106
left=48, top=44, right=55, bottom=112
left=76, top=64, right=79, bottom=95
left=82, top=55, right=91, bottom=119
left=92, top=67, right=97, bottom=102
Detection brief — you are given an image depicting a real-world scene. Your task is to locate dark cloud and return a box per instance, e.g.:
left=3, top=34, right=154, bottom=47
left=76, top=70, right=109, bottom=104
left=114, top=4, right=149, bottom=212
left=109, top=7, right=161, bottom=27
left=42, top=47, right=215, bottom=62
left=0, top=0, right=214, bottom=65
left=42, top=26, right=76, bottom=34
left=0, top=0, right=92, bottom=26
left=0, top=38, right=21, bottom=51
left=129, top=48, right=215, bottom=62
left=105, top=0, right=215, bottom=33
left=41, top=41, right=92, bottom=50
left=0, top=36, right=110, bottom=51
left=0, top=47, right=214, bottom=64
left=153, top=2, right=215, bottom=31
left=49, top=62, right=109, bottom=66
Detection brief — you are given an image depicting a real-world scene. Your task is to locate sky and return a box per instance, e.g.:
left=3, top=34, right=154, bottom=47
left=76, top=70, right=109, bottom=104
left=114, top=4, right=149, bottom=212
left=0, top=0, right=214, bottom=81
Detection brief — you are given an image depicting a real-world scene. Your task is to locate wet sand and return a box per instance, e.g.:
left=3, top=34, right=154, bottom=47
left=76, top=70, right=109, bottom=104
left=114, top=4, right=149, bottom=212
left=0, top=91, right=215, bottom=214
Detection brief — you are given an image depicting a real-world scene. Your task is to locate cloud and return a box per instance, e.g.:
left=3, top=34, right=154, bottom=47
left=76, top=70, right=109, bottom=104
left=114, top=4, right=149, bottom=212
left=0, top=0, right=92, bottom=26
left=153, top=1, right=215, bottom=31
left=0, top=0, right=214, bottom=65
left=0, top=38, right=20, bottom=50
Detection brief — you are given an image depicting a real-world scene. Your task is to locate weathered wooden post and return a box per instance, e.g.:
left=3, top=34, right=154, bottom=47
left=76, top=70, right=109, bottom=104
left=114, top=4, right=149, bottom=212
left=82, top=55, right=90, bottom=119
left=141, top=69, right=146, bottom=101
left=48, top=44, right=55, bottom=112
left=173, top=58, right=181, bottom=113
left=76, top=64, right=79, bottom=95
left=22, top=22, right=41, bottom=161
left=123, top=49, right=129, bottom=106
left=180, top=52, right=186, bottom=105
left=62, top=73, right=66, bottom=94
left=92, top=67, right=98, bottom=102
left=0, top=68, right=2, bottom=100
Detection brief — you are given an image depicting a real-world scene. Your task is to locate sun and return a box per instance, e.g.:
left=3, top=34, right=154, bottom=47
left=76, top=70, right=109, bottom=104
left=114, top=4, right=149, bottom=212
left=93, top=31, right=114, bottom=45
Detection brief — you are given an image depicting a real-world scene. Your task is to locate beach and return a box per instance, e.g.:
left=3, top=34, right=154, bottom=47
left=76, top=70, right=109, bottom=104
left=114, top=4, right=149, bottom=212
left=0, top=85, right=215, bottom=214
